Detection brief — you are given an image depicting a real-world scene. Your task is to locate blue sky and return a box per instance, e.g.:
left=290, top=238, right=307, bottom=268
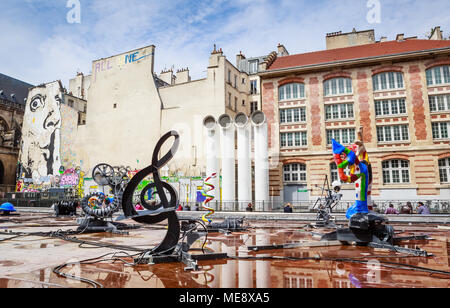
left=1, top=0, right=449, bottom=87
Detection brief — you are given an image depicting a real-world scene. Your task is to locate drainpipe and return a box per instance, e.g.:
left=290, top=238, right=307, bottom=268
left=251, top=111, right=269, bottom=212
left=218, top=114, right=235, bottom=211
left=203, top=116, right=220, bottom=210
left=235, top=113, right=252, bottom=212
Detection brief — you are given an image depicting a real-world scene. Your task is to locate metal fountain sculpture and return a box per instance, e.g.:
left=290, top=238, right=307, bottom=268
left=77, top=163, right=131, bottom=232
left=113, top=131, right=227, bottom=269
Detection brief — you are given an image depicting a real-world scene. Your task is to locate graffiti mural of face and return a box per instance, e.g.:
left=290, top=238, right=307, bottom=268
left=20, top=82, right=62, bottom=183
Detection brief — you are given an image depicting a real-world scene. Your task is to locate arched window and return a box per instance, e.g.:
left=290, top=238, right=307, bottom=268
left=382, top=160, right=410, bottom=184
left=439, top=158, right=450, bottom=183
left=372, top=72, right=404, bottom=91
left=279, top=83, right=305, bottom=101
left=324, top=78, right=352, bottom=96
left=283, top=163, right=307, bottom=183
left=426, top=65, right=450, bottom=86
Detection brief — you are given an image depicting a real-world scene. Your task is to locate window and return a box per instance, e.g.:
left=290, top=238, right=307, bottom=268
left=382, top=160, right=410, bottom=184
left=228, top=70, right=231, bottom=83
left=325, top=104, right=354, bottom=120
left=234, top=97, right=237, bottom=111
left=0, top=118, right=8, bottom=134
left=280, top=132, right=307, bottom=148
left=279, top=83, right=305, bottom=101
left=439, top=158, right=450, bottom=183
left=228, top=93, right=231, bottom=108
left=280, top=108, right=306, bottom=123
left=330, top=163, right=351, bottom=183
left=283, top=164, right=307, bottom=183
left=426, top=66, right=450, bottom=86
left=234, top=75, right=237, bottom=88
left=377, top=125, right=409, bottom=142
left=326, top=128, right=356, bottom=145
left=375, top=99, right=407, bottom=116
left=324, top=78, right=352, bottom=96
left=242, top=78, right=246, bottom=85
left=242, top=100, right=246, bottom=107
left=429, top=94, right=450, bottom=112
left=113, top=103, right=117, bottom=109
left=372, top=72, right=404, bottom=91
left=283, top=276, right=314, bottom=289
left=68, top=99, right=74, bottom=108
left=249, top=60, right=259, bottom=74
left=250, top=102, right=258, bottom=114
left=251, top=80, right=258, bottom=95
left=432, top=122, right=450, bottom=139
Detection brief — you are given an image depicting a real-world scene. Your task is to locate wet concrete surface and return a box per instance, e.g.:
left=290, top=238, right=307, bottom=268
left=0, top=212, right=449, bottom=288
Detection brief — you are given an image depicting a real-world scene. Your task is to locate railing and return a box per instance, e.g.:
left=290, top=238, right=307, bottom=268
left=177, top=200, right=450, bottom=214
left=0, top=185, right=16, bottom=197
left=2, top=196, right=449, bottom=214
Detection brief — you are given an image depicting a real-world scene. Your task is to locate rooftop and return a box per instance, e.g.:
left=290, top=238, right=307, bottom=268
left=0, top=74, right=34, bottom=106
left=268, top=39, right=450, bottom=71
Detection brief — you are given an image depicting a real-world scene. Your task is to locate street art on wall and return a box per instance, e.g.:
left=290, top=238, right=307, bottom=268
left=19, top=81, right=63, bottom=183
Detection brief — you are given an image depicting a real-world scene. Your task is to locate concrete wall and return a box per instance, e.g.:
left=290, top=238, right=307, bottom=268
left=159, top=54, right=227, bottom=176
left=79, top=45, right=162, bottom=172
left=326, top=29, right=376, bottom=50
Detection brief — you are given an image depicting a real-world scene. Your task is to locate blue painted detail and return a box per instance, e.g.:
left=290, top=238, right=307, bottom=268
left=125, top=51, right=154, bottom=64
left=346, top=200, right=369, bottom=219
left=332, top=139, right=346, bottom=155
left=0, top=203, right=16, bottom=212
left=346, top=150, right=356, bottom=165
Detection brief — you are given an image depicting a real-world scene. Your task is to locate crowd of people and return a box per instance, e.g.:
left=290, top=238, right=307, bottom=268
left=135, top=201, right=433, bottom=215
left=383, top=202, right=431, bottom=215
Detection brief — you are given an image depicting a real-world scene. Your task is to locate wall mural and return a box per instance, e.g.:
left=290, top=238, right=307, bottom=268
left=19, top=81, right=63, bottom=183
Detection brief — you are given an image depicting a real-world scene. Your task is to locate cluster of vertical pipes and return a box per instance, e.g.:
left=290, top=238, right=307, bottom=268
left=203, top=111, right=269, bottom=212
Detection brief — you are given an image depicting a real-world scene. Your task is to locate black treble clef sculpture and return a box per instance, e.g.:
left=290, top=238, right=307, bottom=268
left=116, top=131, right=181, bottom=254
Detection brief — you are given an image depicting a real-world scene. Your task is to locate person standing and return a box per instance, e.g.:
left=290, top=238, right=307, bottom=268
left=417, top=202, right=430, bottom=215
left=284, top=203, right=293, bottom=213
left=385, top=204, right=399, bottom=215
left=246, top=203, right=254, bottom=212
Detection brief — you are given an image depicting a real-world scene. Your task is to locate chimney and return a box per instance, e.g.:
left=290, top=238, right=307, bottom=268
left=396, top=33, right=405, bottom=41
left=277, top=44, right=289, bottom=57
left=379, top=36, right=388, bottom=42
left=236, top=51, right=246, bottom=67
left=175, top=68, right=191, bottom=84
left=429, top=26, right=443, bottom=40
left=159, top=69, right=174, bottom=85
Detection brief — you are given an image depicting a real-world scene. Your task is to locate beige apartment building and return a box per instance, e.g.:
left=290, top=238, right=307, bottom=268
left=259, top=27, right=450, bottom=204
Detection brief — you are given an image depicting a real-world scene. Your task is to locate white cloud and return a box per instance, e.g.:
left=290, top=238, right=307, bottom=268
left=0, top=0, right=449, bottom=86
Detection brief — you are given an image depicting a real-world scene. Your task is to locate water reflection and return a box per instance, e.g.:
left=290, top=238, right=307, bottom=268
left=1, top=225, right=448, bottom=288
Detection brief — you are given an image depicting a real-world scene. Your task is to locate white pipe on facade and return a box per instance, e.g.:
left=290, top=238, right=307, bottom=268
left=203, top=116, right=220, bottom=209
left=251, top=111, right=270, bottom=212
left=221, top=243, right=236, bottom=288
left=234, top=113, right=252, bottom=212
left=238, top=233, right=253, bottom=288
left=255, top=229, right=271, bottom=288
left=218, top=114, right=236, bottom=211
